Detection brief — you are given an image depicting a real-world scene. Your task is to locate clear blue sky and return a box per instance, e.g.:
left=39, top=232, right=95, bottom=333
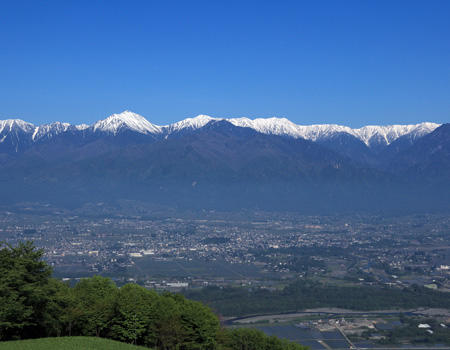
left=0, top=0, right=449, bottom=127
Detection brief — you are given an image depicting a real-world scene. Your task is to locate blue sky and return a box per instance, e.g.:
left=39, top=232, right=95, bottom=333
left=0, top=0, right=449, bottom=127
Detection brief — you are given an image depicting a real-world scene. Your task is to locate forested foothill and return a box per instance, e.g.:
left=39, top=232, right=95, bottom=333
left=0, top=241, right=306, bottom=350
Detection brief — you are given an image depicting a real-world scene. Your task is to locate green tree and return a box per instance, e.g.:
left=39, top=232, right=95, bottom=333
left=0, top=241, right=52, bottom=340
left=178, top=297, right=220, bottom=349
left=150, top=292, right=220, bottom=349
left=153, top=294, right=184, bottom=350
left=72, top=276, right=117, bottom=337
left=41, top=278, right=72, bottom=337
left=220, top=328, right=308, bottom=350
left=110, top=283, right=159, bottom=345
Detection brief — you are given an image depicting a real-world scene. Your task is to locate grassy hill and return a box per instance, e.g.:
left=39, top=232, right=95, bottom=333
left=0, top=337, right=148, bottom=350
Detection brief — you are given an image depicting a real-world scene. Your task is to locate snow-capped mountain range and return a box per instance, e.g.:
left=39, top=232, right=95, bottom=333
left=1, top=110, right=449, bottom=213
left=0, top=110, right=441, bottom=149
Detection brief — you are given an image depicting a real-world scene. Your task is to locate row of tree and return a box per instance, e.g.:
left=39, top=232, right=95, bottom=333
left=0, top=241, right=306, bottom=349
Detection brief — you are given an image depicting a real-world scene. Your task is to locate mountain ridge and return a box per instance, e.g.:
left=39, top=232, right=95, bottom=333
left=0, top=110, right=440, bottom=150
left=0, top=111, right=448, bottom=213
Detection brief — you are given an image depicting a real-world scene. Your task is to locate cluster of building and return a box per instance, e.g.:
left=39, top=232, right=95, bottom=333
left=0, top=210, right=449, bottom=290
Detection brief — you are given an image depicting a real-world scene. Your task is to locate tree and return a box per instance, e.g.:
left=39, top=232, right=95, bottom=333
left=71, top=276, right=117, bottom=337
left=41, top=278, right=72, bottom=337
left=153, top=294, right=184, bottom=350
left=178, top=297, right=220, bottom=349
left=219, top=328, right=308, bottom=350
left=0, top=241, right=52, bottom=340
left=110, top=283, right=158, bottom=345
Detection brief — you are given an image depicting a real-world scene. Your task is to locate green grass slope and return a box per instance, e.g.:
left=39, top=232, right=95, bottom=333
left=0, top=337, right=149, bottom=350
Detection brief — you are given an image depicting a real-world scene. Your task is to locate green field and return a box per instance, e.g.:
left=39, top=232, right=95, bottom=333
left=0, top=337, right=148, bottom=350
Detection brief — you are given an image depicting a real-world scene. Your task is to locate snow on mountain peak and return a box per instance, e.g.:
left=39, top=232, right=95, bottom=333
left=224, top=118, right=440, bottom=146
left=229, top=117, right=301, bottom=137
left=352, top=122, right=441, bottom=146
left=75, top=124, right=89, bottom=131
left=0, top=119, right=35, bottom=134
left=93, top=110, right=162, bottom=135
left=165, top=115, right=218, bottom=133
left=161, top=115, right=441, bottom=147
left=226, top=117, right=357, bottom=141
left=0, top=111, right=442, bottom=149
left=32, top=122, right=71, bottom=141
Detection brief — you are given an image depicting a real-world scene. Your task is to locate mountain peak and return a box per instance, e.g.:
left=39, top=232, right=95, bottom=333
left=229, top=116, right=307, bottom=138
left=75, top=124, right=90, bottom=131
left=92, top=110, right=162, bottom=135
left=32, top=122, right=71, bottom=141
left=165, top=114, right=219, bottom=133
left=353, top=122, right=441, bottom=146
left=0, top=119, right=35, bottom=134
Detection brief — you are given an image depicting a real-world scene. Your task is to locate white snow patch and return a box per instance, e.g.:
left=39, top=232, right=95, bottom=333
left=164, top=115, right=219, bottom=133
left=75, top=124, right=89, bottom=131
left=0, top=119, right=35, bottom=134
left=32, top=122, right=71, bottom=141
left=92, top=110, right=162, bottom=135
